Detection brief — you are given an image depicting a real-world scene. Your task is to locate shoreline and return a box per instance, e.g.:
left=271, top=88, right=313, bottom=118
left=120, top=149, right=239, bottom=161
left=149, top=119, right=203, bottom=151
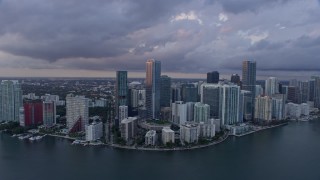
left=233, top=123, right=288, bottom=137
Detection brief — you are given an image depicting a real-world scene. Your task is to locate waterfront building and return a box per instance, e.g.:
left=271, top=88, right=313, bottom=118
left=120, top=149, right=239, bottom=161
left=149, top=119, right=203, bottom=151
left=119, top=105, right=128, bottom=121
left=207, top=71, right=219, bottom=83
left=171, top=101, right=187, bottom=125
left=145, top=130, right=157, bottom=146
left=271, top=94, right=286, bottom=120
left=298, top=81, right=309, bottom=103
left=85, top=121, right=103, bottom=141
left=313, top=77, right=320, bottom=108
left=162, top=127, right=175, bottom=145
left=211, top=118, right=221, bottom=132
left=286, top=103, right=302, bottom=119
left=66, top=94, right=89, bottom=132
left=255, top=96, right=272, bottom=121
left=160, top=75, right=171, bottom=108
left=242, top=61, right=256, bottom=120
left=146, top=59, right=161, bottom=120
left=219, top=84, right=240, bottom=125
left=120, top=117, right=137, bottom=142
left=181, top=84, right=198, bottom=102
left=180, top=122, right=200, bottom=144
left=199, top=120, right=215, bottom=138
left=300, top=103, right=310, bottom=116
left=22, top=100, right=43, bottom=126
left=0, top=80, right=23, bottom=122
left=265, top=77, right=279, bottom=96
left=42, top=101, right=56, bottom=128
left=193, top=102, right=210, bottom=123
left=115, top=71, right=128, bottom=120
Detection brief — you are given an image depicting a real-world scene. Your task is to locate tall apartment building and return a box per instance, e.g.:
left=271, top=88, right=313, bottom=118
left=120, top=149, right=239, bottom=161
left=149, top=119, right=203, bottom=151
left=242, top=61, right=256, bottom=120
left=66, top=94, right=89, bottom=132
left=146, top=59, right=161, bottom=120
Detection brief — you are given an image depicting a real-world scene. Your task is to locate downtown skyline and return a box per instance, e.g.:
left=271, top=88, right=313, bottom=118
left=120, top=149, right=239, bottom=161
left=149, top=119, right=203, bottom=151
left=0, top=0, right=319, bottom=79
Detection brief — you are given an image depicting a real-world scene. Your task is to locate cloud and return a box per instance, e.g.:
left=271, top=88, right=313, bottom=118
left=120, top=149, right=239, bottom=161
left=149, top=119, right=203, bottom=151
left=218, top=13, right=228, bottom=22
left=171, top=11, right=203, bottom=25
left=238, top=30, right=269, bottom=44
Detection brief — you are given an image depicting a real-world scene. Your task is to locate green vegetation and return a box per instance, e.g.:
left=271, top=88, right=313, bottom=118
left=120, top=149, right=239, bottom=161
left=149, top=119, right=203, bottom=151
left=0, top=122, right=28, bottom=134
left=146, top=120, right=170, bottom=125
left=89, top=107, right=108, bottom=123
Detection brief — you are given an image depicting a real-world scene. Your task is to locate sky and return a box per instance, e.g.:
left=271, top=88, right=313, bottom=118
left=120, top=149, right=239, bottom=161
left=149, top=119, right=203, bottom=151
left=0, top=0, right=319, bottom=80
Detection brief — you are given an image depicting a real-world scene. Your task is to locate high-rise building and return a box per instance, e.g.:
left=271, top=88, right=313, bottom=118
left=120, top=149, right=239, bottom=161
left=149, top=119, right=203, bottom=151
left=119, top=105, right=128, bottom=122
left=241, top=90, right=253, bottom=121
left=42, top=101, right=56, bottom=128
left=162, top=127, right=175, bottom=145
left=265, top=77, right=279, bottom=96
left=181, top=84, right=198, bottom=102
left=242, top=61, right=256, bottom=120
left=130, top=89, right=146, bottom=108
left=298, top=81, right=309, bottom=103
left=231, top=74, right=241, bottom=86
left=146, top=59, right=161, bottom=120
left=115, top=71, right=128, bottom=120
left=66, top=94, right=89, bottom=132
left=23, top=100, right=43, bottom=126
left=200, top=83, right=220, bottom=118
left=255, top=85, right=264, bottom=97
left=193, top=102, right=210, bottom=123
left=309, top=79, right=315, bottom=101
left=199, top=120, right=215, bottom=138
left=287, top=86, right=298, bottom=103
left=314, top=77, right=320, bottom=108
left=219, top=84, right=240, bottom=125
left=171, top=84, right=182, bottom=102
left=120, top=117, right=137, bottom=142
left=171, top=101, right=187, bottom=125
left=0, top=80, right=22, bottom=122
left=85, top=121, right=103, bottom=141
left=207, top=71, right=219, bottom=83
left=160, top=75, right=171, bottom=107
left=271, top=94, right=286, bottom=120
left=255, top=96, right=272, bottom=121
left=186, top=102, right=195, bottom=122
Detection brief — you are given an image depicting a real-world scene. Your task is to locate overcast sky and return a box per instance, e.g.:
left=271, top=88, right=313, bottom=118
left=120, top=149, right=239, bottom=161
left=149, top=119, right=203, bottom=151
left=0, top=0, right=319, bottom=79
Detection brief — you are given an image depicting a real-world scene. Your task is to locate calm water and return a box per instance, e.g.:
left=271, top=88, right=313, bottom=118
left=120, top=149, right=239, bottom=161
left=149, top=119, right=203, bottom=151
left=1, top=121, right=320, bottom=180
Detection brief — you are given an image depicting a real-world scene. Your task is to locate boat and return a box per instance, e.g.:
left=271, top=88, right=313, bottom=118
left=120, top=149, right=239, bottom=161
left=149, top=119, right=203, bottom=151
left=29, top=136, right=36, bottom=141
left=35, top=136, right=43, bottom=140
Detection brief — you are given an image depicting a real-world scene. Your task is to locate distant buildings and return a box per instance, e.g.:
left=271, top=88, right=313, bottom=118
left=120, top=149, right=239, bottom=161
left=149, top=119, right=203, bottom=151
left=207, top=71, right=219, bottom=83
left=255, top=96, right=272, bottom=121
left=162, top=127, right=175, bottom=145
left=231, top=74, right=241, bottom=86
left=145, top=130, right=157, bottom=146
left=181, top=84, right=198, bottom=103
left=265, top=77, right=279, bottom=96
left=199, top=120, right=215, bottom=138
left=146, top=59, right=161, bottom=120
left=120, top=117, right=137, bottom=142
left=42, top=101, right=56, bottom=128
left=85, top=121, right=103, bottom=141
left=66, top=94, right=89, bottom=132
left=286, top=103, right=309, bottom=119
left=0, top=80, right=23, bottom=122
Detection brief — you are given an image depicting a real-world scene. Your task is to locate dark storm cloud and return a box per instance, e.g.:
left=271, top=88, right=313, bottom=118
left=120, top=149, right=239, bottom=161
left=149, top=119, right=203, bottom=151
left=0, top=0, right=319, bottom=76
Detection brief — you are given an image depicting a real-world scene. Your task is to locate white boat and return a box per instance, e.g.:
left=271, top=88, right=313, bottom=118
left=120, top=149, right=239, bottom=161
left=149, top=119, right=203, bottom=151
left=35, top=136, right=43, bottom=140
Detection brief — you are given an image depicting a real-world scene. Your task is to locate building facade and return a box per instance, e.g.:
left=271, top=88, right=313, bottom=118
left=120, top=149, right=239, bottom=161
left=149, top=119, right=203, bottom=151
left=146, top=59, right=161, bottom=120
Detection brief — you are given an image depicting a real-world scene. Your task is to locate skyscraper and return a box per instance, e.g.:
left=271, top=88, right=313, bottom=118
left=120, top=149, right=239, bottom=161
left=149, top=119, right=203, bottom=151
left=242, top=61, right=256, bottom=120
left=200, top=83, right=220, bottom=118
left=0, top=80, right=22, bottom=122
left=254, top=96, right=272, bottom=121
left=194, top=102, right=210, bottom=123
left=115, top=71, right=128, bottom=119
left=207, top=71, right=219, bottom=83
left=219, top=84, right=240, bottom=125
left=181, top=84, right=198, bottom=102
left=146, top=59, right=161, bottom=120
left=160, top=75, right=171, bottom=107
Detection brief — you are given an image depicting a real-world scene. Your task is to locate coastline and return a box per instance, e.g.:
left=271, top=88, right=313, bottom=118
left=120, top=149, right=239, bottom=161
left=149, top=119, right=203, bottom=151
left=233, top=123, right=288, bottom=137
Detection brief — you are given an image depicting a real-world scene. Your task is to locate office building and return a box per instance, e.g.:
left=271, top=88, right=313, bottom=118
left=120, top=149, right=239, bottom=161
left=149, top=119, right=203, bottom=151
left=200, top=83, right=220, bottom=118
left=145, top=130, right=157, bottom=146
left=193, top=102, right=210, bottom=123
left=207, top=71, right=219, bottom=83
left=181, top=84, right=198, bottom=102
left=0, top=80, right=23, bottom=122
left=85, top=121, right=103, bottom=141
left=66, top=94, right=89, bottom=132
left=160, top=75, right=171, bottom=107
left=272, top=95, right=285, bottom=120
left=242, top=61, right=256, bottom=120
left=186, top=102, right=195, bottom=122
left=171, top=84, right=182, bottom=102
left=220, top=84, right=240, bottom=125
left=162, top=127, right=175, bottom=145
left=146, top=59, right=161, bottom=120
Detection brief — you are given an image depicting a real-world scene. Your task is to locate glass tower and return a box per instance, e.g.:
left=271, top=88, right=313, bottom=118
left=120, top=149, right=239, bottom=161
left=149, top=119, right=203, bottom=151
left=146, top=59, right=161, bottom=120
left=242, top=61, right=256, bottom=121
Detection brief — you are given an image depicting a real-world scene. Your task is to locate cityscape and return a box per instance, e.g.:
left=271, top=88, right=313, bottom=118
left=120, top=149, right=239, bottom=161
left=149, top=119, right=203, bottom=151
left=0, top=59, right=319, bottom=150
left=1, top=0, right=320, bottom=180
